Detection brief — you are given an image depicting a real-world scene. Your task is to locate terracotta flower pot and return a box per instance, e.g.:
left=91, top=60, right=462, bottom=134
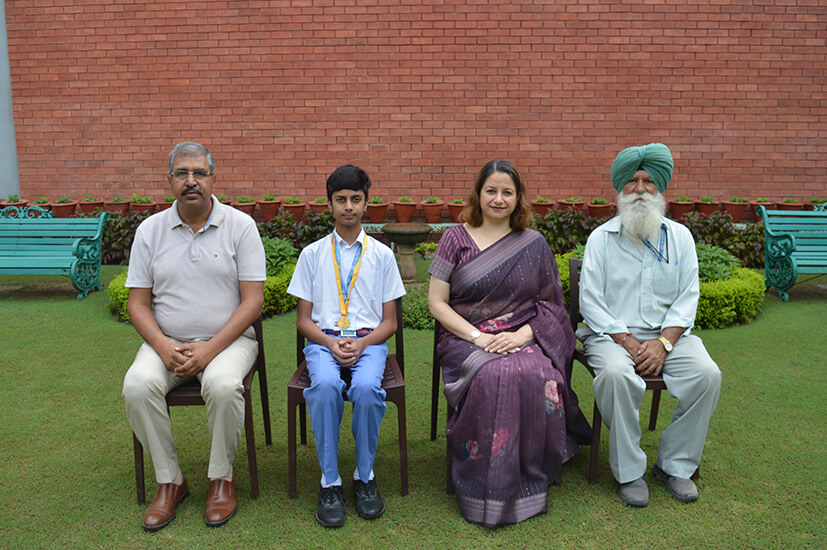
left=282, top=203, right=307, bottom=222
left=392, top=201, right=416, bottom=223
left=308, top=202, right=329, bottom=214
left=668, top=200, right=695, bottom=220
left=721, top=201, right=748, bottom=222
left=750, top=201, right=772, bottom=219
left=775, top=202, right=803, bottom=211
left=366, top=202, right=389, bottom=223
left=105, top=201, right=130, bottom=214
left=156, top=201, right=174, bottom=211
left=51, top=202, right=78, bottom=218
left=558, top=200, right=585, bottom=212
left=257, top=200, right=281, bottom=222
left=130, top=202, right=156, bottom=215
left=32, top=202, right=52, bottom=213
left=3, top=200, right=29, bottom=208
left=694, top=201, right=720, bottom=216
left=587, top=203, right=613, bottom=219
left=447, top=202, right=465, bottom=223
left=531, top=202, right=553, bottom=217
left=78, top=200, right=105, bottom=213
left=420, top=201, right=444, bottom=223
left=805, top=201, right=826, bottom=211
left=233, top=202, right=256, bottom=215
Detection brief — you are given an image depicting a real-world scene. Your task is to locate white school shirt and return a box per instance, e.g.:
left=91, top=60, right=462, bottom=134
left=287, top=229, right=405, bottom=331
left=579, top=216, right=699, bottom=339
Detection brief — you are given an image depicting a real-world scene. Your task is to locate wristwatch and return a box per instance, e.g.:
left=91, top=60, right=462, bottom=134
left=470, top=329, right=481, bottom=344
left=657, top=336, right=673, bottom=353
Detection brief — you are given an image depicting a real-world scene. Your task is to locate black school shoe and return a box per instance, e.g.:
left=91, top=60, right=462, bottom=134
left=316, top=485, right=346, bottom=528
left=353, top=479, right=386, bottom=520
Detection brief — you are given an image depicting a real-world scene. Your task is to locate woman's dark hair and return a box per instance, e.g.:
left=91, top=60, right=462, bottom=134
left=325, top=164, right=371, bottom=202
left=462, top=160, right=533, bottom=230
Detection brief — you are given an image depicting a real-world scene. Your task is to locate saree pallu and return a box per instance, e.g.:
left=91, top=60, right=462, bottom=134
left=435, top=229, right=591, bottom=527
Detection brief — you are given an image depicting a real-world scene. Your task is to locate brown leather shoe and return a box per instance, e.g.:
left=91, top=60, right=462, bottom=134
left=204, top=479, right=237, bottom=527
left=142, top=477, right=189, bottom=531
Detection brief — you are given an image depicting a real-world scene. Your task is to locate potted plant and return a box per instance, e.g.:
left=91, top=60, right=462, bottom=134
left=420, top=196, right=444, bottom=223
left=668, top=194, right=695, bottom=220
left=806, top=196, right=826, bottom=211
left=694, top=195, right=720, bottom=216
left=559, top=196, right=585, bottom=212
left=232, top=196, right=256, bottom=215
left=33, top=196, right=52, bottom=213
left=447, top=198, right=465, bottom=223
left=587, top=197, right=613, bottom=219
left=531, top=195, right=553, bottom=217
left=367, top=196, right=389, bottom=223
left=130, top=193, right=155, bottom=214
left=156, top=195, right=176, bottom=211
left=51, top=195, right=77, bottom=218
left=392, top=196, right=416, bottom=223
left=4, top=194, right=28, bottom=207
left=105, top=195, right=130, bottom=214
left=282, top=197, right=306, bottom=222
left=79, top=192, right=104, bottom=213
left=257, top=194, right=281, bottom=221
left=721, top=196, right=748, bottom=222
left=750, top=197, right=772, bottom=219
left=776, top=197, right=803, bottom=211
left=309, top=196, right=329, bottom=214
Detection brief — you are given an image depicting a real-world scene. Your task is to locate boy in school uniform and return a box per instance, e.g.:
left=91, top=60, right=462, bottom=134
left=287, top=164, right=405, bottom=528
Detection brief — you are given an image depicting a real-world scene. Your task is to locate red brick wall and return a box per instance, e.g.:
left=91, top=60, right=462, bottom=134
left=6, top=0, right=827, bottom=208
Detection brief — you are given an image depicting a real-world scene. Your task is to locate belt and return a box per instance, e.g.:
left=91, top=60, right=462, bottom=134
left=324, top=328, right=373, bottom=337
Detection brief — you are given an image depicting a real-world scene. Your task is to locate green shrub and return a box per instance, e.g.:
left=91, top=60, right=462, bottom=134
left=415, top=242, right=438, bottom=258
left=263, top=263, right=298, bottom=317
left=106, top=269, right=130, bottom=322
left=258, top=209, right=335, bottom=251
left=695, top=268, right=765, bottom=329
left=682, top=211, right=764, bottom=268
left=555, top=246, right=585, bottom=311
left=696, top=243, right=738, bottom=283
left=261, top=236, right=298, bottom=277
left=76, top=210, right=149, bottom=265
left=535, top=209, right=605, bottom=254
left=402, top=283, right=433, bottom=330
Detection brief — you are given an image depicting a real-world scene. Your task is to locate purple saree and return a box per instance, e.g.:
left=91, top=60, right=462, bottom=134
left=430, top=226, right=591, bottom=527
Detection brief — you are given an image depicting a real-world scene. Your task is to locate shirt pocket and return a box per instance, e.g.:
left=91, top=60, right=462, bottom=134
left=649, top=260, right=681, bottom=308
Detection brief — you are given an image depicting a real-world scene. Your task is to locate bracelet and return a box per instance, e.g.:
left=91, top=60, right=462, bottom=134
left=621, top=332, right=632, bottom=345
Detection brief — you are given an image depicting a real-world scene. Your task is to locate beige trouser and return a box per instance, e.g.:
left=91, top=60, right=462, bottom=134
left=122, top=330, right=257, bottom=484
left=577, top=328, right=722, bottom=483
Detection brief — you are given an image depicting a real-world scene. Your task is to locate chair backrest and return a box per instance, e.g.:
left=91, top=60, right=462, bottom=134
left=296, top=296, right=404, bottom=376
left=569, top=257, right=583, bottom=331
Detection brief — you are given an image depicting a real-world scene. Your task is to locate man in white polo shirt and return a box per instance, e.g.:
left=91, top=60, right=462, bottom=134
left=122, top=142, right=265, bottom=531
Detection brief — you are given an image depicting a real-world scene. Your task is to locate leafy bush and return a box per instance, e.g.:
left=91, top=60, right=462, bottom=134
left=682, top=211, right=764, bottom=268
left=402, top=283, right=433, bottom=330
left=534, top=209, right=607, bottom=255
left=76, top=210, right=149, bottom=265
left=263, top=263, right=298, bottom=317
left=696, top=243, right=738, bottom=283
left=261, top=236, right=298, bottom=277
left=106, top=269, right=130, bottom=322
left=258, top=209, right=335, bottom=251
left=695, top=268, right=765, bottom=329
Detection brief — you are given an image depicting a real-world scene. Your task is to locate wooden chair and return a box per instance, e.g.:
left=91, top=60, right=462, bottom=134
left=569, top=258, right=697, bottom=483
left=287, top=297, right=408, bottom=499
left=133, top=316, right=272, bottom=504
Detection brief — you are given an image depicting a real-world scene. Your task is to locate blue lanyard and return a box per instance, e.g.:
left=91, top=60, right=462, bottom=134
left=641, top=225, right=668, bottom=263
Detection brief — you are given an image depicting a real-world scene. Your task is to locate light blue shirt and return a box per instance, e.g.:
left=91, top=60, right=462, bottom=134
left=579, top=216, right=699, bottom=339
left=287, top=229, right=405, bottom=331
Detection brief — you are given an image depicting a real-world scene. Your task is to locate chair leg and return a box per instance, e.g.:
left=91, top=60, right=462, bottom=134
left=430, top=355, right=440, bottom=441
left=257, top=363, right=272, bottom=446
left=648, top=389, right=662, bottom=431
left=589, top=403, right=601, bottom=485
left=243, top=388, right=259, bottom=500
left=133, top=433, right=146, bottom=505
left=299, top=402, right=307, bottom=445
left=445, top=402, right=454, bottom=494
left=288, top=391, right=299, bottom=499
left=396, top=394, right=409, bottom=496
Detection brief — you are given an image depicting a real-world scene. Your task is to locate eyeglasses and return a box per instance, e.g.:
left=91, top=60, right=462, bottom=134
left=170, top=169, right=213, bottom=182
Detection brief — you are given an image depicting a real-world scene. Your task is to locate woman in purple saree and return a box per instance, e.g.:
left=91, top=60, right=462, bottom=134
left=429, top=161, right=591, bottom=527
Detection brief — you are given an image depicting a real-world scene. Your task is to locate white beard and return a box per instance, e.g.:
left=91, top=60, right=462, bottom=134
left=617, top=191, right=666, bottom=240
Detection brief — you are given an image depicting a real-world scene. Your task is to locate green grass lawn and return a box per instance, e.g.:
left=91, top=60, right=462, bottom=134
left=0, top=267, right=825, bottom=549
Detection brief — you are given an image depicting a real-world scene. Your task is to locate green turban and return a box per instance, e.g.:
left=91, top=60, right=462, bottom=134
left=611, top=143, right=674, bottom=193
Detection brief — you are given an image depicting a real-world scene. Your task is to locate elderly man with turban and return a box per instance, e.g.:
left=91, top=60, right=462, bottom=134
left=577, top=143, right=721, bottom=507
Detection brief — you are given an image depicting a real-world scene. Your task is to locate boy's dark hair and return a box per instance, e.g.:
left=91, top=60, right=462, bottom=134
left=326, top=164, right=371, bottom=202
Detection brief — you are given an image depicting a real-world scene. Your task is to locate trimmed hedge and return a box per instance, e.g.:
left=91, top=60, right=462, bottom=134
left=106, top=269, right=130, bottom=322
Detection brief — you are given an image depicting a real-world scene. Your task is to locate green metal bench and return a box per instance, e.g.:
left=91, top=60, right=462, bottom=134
left=757, top=204, right=827, bottom=301
left=0, top=205, right=109, bottom=299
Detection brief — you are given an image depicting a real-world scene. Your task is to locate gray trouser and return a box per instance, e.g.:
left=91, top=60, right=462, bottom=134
left=577, top=329, right=721, bottom=483
left=123, top=332, right=258, bottom=483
